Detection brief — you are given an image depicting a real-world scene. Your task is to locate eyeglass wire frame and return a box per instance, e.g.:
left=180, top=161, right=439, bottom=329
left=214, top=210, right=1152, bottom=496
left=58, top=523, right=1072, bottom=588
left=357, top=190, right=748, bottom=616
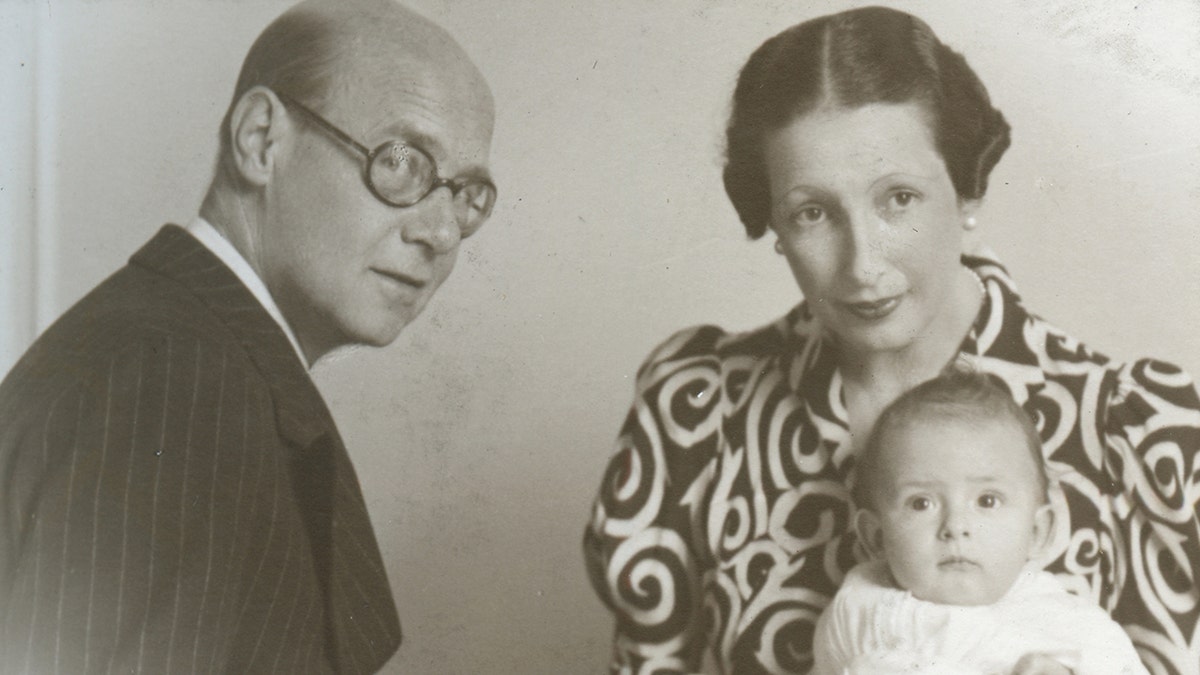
left=274, top=91, right=496, bottom=237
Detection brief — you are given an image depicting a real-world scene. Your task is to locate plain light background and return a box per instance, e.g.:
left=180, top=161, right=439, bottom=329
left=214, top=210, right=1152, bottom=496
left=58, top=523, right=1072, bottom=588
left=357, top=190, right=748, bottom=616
left=2, top=1, right=1198, bottom=673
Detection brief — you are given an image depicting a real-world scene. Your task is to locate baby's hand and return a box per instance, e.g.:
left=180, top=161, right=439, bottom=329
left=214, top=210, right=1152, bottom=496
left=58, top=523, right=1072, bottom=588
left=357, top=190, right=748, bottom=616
left=1010, top=653, right=1074, bottom=675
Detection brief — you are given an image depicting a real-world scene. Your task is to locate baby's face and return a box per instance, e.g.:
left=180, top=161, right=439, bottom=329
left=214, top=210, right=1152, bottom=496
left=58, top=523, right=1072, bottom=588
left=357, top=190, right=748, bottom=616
left=862, top=416, right=1049, bottom=605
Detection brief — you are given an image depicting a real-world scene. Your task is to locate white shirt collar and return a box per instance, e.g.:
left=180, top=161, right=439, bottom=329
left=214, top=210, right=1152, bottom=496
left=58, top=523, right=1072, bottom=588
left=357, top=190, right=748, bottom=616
left=184, top=217, right=309, bottom=369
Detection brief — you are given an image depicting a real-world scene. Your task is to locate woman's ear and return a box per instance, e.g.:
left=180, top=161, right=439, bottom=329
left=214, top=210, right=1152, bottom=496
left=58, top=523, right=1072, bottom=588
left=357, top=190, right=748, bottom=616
left=227, top=86, right=288, bottom=188
left=958, top=198, right=984, bottom=255
left=1029, top=502, right=1055, bottom=562
left=854, top=508, right=885, bottom=560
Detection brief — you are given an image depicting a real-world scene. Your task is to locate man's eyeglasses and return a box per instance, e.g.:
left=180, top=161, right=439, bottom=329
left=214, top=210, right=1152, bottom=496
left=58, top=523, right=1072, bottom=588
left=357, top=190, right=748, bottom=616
left=276, top=92, right=496, bottom=238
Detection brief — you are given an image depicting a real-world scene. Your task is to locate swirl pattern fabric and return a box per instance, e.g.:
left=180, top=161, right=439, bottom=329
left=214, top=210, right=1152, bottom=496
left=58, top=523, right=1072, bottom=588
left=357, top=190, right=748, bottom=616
left=583, top=254, right=1200, bottom=675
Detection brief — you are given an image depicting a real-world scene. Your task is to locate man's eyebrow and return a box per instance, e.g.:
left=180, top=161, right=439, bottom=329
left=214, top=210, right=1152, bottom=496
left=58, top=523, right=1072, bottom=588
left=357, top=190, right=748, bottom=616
left=394, top=127, right=445, bottom=156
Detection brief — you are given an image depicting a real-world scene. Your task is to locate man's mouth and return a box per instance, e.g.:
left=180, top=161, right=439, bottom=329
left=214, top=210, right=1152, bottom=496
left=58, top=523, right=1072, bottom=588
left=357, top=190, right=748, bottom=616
left=371, top=268, right=427, bottom=289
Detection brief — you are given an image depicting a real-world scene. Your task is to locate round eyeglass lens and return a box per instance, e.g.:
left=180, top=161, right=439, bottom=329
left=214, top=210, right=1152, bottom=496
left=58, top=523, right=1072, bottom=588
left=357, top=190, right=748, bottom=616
left=458, top=183, right=496, bottom=235
left=369, top=142, right=434, bottom=205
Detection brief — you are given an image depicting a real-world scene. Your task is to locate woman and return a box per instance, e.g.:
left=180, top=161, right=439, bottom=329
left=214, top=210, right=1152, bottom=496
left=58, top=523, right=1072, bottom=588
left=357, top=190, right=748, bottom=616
left=583, top=7, right=1200, bottom=674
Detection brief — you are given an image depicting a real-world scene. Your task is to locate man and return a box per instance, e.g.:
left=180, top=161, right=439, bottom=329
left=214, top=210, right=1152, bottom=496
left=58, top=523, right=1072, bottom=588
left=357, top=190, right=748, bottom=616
left=0, top=0, right=494, bottom=672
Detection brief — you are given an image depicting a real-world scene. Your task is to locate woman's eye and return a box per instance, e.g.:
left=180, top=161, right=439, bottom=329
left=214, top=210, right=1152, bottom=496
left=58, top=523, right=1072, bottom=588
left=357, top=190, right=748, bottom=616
left=908, top=496, right=932, bottom=511
left=890, top=190, right=918, bottom=208
left=787, top=205, right=826, bottom=227
left=977, top=494, right=1000, bottom=508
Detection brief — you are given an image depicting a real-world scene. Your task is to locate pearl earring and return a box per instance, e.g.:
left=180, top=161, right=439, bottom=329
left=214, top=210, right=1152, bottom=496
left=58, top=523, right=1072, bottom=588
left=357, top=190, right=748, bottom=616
left=964, top=216, right=978, bottom=230
left=774, top=240, right=784, bottom=254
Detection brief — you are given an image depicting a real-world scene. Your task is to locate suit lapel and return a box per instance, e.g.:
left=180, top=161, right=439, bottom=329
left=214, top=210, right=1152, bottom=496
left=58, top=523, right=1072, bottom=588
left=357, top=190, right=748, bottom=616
left=129, top=224, right=328, bottom=446
left=129, top=225, right=402, bottom=671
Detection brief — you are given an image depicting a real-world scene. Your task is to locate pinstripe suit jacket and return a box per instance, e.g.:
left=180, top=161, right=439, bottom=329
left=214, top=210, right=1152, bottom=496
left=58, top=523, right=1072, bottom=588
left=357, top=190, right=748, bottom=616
left=0, top=225, right=402, bottom=674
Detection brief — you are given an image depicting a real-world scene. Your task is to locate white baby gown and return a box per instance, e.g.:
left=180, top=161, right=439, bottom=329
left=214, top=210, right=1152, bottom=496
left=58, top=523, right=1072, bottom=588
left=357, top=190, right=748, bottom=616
left=811, top=560, right=1149, bottom=675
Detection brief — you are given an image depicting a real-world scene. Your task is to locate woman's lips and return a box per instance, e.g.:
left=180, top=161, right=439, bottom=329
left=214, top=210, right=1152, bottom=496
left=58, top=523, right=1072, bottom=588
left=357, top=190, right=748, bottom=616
left=840, top=295, right=901, bottom=321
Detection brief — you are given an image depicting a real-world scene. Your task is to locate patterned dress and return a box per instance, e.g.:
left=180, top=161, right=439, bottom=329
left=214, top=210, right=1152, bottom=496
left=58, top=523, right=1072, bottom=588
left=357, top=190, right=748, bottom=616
left=583, top=253, right=1200, bottom=675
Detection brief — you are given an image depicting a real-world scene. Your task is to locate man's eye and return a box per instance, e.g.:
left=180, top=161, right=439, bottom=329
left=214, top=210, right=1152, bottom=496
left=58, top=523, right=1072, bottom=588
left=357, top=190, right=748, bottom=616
left=380, top=148, right=408, bottom=171
left=977, top=494, right=1000, bottom=508
left=908, top=496, right=932, bottom=511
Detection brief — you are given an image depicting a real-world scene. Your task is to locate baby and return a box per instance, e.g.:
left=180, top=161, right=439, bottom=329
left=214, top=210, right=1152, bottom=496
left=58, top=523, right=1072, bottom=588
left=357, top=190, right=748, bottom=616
left=812, top=371, right=1148, bottom=675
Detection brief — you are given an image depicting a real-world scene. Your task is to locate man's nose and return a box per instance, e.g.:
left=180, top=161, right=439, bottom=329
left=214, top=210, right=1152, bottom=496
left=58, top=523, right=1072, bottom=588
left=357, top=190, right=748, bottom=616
left=400, top=187, right=461, bottom=254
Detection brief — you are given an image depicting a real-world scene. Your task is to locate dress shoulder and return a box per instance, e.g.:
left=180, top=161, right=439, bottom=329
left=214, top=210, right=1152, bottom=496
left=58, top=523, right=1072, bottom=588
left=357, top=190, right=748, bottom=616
left=1106, top=356, right=1200, bottom=425
left=1097, top=354, right=1199, bottom=514
left=632, top=323, right=728, bottom=388
left=1017, top=318, right=1200, bottom=672
left=633, top=310, right=809, bottom=393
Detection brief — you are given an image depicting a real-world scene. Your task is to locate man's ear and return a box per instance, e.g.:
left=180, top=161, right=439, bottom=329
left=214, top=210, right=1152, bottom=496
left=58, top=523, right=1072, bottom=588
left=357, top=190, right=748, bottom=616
left=1029, top=502, right=1055, bottom=562
left=854, top=508, right=885, bottom=560
left=227, top=86, right=288, bottom=187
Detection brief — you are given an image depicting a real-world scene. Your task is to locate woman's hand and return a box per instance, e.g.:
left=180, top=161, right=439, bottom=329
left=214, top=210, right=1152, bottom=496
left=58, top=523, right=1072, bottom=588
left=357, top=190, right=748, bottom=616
left=1010, top=653, right=1075, bottom=675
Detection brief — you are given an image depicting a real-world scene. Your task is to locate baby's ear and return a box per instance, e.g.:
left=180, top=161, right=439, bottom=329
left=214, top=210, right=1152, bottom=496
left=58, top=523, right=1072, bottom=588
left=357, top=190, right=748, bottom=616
left=854, top=508, right=885, bottom=559
left=1029, top=503, right=1055, bottom=562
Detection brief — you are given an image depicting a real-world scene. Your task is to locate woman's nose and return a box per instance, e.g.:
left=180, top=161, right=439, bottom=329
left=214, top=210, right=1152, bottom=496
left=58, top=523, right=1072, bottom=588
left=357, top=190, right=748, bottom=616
left=843, top=210, right=887, bottom=286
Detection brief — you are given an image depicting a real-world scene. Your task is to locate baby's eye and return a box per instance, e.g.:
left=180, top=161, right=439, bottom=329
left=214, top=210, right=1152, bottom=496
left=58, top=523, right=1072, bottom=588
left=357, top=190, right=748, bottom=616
left=977, top=494, right=1001, bottom=508
left=907, top=496, right=933, bottom=511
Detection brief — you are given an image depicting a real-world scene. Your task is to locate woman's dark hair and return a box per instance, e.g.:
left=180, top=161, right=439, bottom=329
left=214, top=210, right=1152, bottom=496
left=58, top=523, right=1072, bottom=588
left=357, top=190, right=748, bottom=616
left=852, top=369, right=1047, bottom=512
left=723, top=6, right=1011, bottom=239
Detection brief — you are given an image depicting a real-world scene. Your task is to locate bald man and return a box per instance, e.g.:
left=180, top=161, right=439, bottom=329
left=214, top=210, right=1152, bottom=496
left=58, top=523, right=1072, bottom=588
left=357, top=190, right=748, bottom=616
left=0, top=1, right=494, bottom=672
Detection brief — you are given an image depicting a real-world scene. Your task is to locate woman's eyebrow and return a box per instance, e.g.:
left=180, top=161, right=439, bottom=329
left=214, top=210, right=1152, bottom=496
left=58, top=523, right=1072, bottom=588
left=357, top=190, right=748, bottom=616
left=869, top=172, right=938, bottom=190
left=775, top=184, right=833, bottom=206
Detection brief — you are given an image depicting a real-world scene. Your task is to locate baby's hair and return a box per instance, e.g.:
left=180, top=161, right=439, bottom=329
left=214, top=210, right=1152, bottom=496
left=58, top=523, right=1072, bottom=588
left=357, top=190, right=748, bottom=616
left=853, top=369, right=1047, bottom=511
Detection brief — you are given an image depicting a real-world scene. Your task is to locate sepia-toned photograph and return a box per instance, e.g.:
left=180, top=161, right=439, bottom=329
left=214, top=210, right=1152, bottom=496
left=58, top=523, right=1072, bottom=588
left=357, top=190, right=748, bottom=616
left=1, top=1, right=1197, bottom=673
